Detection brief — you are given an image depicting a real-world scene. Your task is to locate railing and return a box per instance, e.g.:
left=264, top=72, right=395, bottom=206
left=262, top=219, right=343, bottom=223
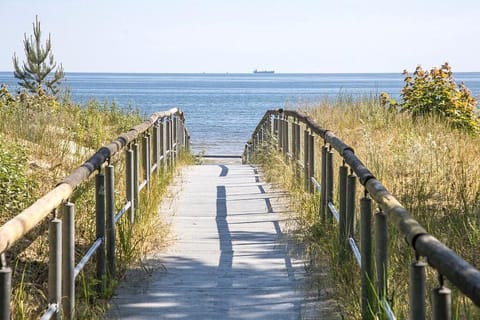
left=244, top=109, right=480, bottom=319
left=0, top=108, right=189, bottom=320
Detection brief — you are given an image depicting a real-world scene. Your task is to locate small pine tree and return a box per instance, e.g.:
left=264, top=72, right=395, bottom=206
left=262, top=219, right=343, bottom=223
left=12, top=15, right=64, bottom=95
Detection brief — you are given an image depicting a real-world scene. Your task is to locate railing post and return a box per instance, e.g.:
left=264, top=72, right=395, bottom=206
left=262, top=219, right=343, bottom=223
left=133, top=142, right=140, bottom=212
left=308, top=134, right=314, bottom=194
left=320, top=144, right=328, bottom=222
left=346, top=171, right=356, bottom=239
left=432, top=275, right=451, bottom=320
left=410, top=259, right=427, bottom=320
left=278, top=117, right=283, bottom=151
left=106, top=164, right=116, bottom=278
left=0, top=254, right=11, bottom=320
left=48, top=215, right=62, bottom=320
left=62, top=202, right=75, bottom=320
left=95, top=172, right=106, bottom=295
left=360, top=194, right=374, bottom=320
left=159, top=120, right=165, bottom=169
left=303, top=129, right=310, bottom=191
left=375, top=209, right=388, bottom=300
left=126, top=147, right=135, bottom=224
left=142, top=134, right=151, bottom=186
left=166, top=118, right=171, bottom=167
left=284, top=119, right=289, bottom=158
left=153, top=123, right=160, bottom=169
left=326, top=147, right=333, bottom=216
left=339, top=162, right=348, bottom=256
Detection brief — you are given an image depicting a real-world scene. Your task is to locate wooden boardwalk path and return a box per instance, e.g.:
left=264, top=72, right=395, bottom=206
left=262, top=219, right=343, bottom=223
left=107, top=163, right=338, bottom=319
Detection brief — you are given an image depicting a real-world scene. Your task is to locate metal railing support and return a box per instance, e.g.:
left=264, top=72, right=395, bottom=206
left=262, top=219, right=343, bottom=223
left=106, top=164, right=116, bottom=278
left=126, top=148, right=135, bottom=224
left=308, top=134, right=315, bottom=194
left=95, top=173, right=106, bottom=295
left=133, top=142, right=140, bottom=211
left=339, top=163, right=348, bottom=256
left=326, top=148, right=334, bottom=218
left=0, top=253, right=11, bottom=320
left=410, top=260, right=427, bottom=320
left=62, top=202, right=75, bottom=320
left=320, top=145, right=328, bottom=222
left=375, top=209, right=388, bottom=300
left=360, top=195, right=374, bottom=320
left=432, top=274, right=451, bottom=320
left=48, top=216, right=62, bottom=320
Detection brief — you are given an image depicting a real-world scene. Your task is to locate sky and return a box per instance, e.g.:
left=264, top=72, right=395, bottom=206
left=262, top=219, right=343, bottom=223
left=1, top=0, right=480, bottom=73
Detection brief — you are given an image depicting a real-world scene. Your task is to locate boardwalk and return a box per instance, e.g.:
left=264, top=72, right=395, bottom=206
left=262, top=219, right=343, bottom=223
left=107, top=163, right=338, bottom=319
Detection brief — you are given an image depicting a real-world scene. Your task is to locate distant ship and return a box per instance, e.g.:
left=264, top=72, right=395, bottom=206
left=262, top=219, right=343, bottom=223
left=253, top=69, right=274, bottom=74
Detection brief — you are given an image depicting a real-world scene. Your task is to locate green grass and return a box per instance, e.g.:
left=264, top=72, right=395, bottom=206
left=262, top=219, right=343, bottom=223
left=252, top=96, right=480, bottom=319
left=0, top=88, right=192, bottom=319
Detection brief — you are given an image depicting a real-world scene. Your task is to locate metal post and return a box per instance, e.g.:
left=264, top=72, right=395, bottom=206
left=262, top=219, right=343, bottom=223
left=375, top=209, right=388, bottom=300
left=133, top=142, right=140, bottom=211
left=308, top=134, right=315, bottom=194
left=153, top=123, right=160, bottom=168
left=339, top=163, right=348, bottom=256
left=361, top=195, right=374, bottom=320
left=106, top=164, right=116, bottom=278
left=410, top=260, right=427, bottom=320
left=142, top=134, right=150, bottom=185
left=48, top=217, right=62, bottom=319
left=96, top=173, right=106, bottom=295
left=0, top=254, right=11, bottom=320
left=304, top=129, right=309, bottom=191
left=326, top=148, right=334, bottom=215
left=320, top=145, right=328, bottom=222
left=346, top=172, right=356, bottom=238
left=126, top=148, right=135, bottom=224
left=62, top=202, right=75, bottom=320
left=432, top=275, right=451, bottom=320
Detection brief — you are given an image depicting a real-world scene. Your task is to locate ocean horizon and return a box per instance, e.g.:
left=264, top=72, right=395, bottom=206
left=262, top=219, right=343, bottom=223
left=2, top=72, right=480, bottom=155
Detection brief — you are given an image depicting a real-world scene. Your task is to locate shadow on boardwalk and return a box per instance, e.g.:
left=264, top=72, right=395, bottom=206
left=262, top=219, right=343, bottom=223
left=107, top=164, right=339, bottom=319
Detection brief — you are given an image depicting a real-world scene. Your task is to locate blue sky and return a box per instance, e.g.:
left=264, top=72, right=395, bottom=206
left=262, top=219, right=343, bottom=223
left=1, top=0, right=479, bottom=73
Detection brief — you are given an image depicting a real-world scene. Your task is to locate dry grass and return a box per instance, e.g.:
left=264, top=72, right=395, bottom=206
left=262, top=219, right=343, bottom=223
left=254, top=96, right=480, bottom=319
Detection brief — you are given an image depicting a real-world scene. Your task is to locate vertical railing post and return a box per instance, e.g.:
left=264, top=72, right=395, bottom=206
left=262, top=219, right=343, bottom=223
left=166, top=118, right=171, bottom=167
left=278, top=117, right=283, bottom=151
left=133, top=142, right=140, bottom=212
left=339, top=162, right=348, bottom=256
left=0, top=253, right=11, bottom=320
left=326, top=147, right=333, bottom=215
left=142, top=134, right=151, bottom=186
left=410, top=259, right=427, bottom=320
left=295, top=123, right=301, bottom=184
left=126, top=147, right=135, bottom=224
left=432, top=275, right=451, bottom=320
left=360, top=194, right=374, bottom=320
left=95, top=172, right=106, bottom=295
left=284, top=119, right=289, bottom=158
left=375, top=209, right=388, bottom=300
left=320, top=144, right=328, bottom=222
left=159, top=120, right=165, bottom=169
left=303, top=129, right=310, bottom=191
left=48, top=215, right=62, bottom=319
left=106, top=164, right=116, bottom=279
left=62, top=202, right=75, bottom=320
left=153, top=123, right=160, bottom=168
left=308, top=134, right=315, bottom=194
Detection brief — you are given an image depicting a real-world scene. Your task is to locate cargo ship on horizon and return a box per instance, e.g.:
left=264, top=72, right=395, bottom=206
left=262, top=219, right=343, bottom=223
left=253, top=69, right=274, bottom=74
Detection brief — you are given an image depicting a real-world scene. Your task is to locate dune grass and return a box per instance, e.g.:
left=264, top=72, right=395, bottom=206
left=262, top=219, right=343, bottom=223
left=0, top=90, right=192, bottom=319
left=252, top=96, right=480, bottom=319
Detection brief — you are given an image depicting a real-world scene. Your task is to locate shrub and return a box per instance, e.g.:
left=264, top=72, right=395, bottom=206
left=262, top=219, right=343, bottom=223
left=381, top=62, right=479, bottom=133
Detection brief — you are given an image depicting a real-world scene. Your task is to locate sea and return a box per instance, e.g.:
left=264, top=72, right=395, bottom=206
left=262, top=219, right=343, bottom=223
left=2, top=72, right=480, bottom=155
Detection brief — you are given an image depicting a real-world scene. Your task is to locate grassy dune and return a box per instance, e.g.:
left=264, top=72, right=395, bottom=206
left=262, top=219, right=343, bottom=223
left=255, top=97, right=480, bottom=318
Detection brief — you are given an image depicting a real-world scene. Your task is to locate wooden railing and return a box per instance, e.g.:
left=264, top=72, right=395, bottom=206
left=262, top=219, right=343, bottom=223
left=0, top=108, right=189, bottom=320
left=244, top=109, right=480, bottom=319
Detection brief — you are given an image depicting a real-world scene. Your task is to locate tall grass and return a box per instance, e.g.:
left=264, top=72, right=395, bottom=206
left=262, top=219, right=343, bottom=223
left=254, top=96, right=480, bottom=318
left=0, top=90, right=191, bottom=319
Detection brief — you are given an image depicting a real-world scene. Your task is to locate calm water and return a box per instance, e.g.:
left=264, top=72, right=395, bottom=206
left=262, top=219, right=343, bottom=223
left=2, top=72, right=480, bottom=154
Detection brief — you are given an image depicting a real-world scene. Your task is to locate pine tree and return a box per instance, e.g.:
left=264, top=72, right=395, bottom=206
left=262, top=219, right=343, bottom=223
left=12, top=15, right=64, bottom=95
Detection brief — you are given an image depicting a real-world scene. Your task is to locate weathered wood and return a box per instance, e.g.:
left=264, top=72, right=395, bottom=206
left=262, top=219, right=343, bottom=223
left=108, top=164, right=338, bottom=319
